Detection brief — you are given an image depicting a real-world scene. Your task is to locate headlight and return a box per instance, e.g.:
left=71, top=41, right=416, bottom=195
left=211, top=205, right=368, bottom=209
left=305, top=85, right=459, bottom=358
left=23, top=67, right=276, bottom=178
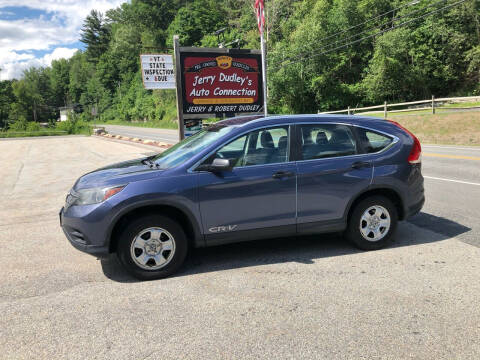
left=71, top=185, right=126, bottom=206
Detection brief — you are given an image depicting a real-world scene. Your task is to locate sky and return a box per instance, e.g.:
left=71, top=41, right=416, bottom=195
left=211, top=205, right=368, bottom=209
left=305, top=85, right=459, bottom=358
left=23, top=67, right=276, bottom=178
left=0, top=0, right=124, bottom=80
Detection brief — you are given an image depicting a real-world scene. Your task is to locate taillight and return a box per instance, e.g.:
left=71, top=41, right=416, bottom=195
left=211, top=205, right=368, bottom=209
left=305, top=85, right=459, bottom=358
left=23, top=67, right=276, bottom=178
left=388, top=120, right=422, bottom=164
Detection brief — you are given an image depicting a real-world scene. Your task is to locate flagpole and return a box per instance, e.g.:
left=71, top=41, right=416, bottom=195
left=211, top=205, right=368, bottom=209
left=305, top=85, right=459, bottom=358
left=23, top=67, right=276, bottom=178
left=255, top=0, right=267, bottom=116
left=260, top=30, right=268, bottom=116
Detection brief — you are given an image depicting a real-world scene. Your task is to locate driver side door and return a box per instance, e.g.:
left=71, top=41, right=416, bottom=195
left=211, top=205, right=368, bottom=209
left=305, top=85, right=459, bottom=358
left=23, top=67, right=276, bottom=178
left=196, top=125, right=297, bottom=245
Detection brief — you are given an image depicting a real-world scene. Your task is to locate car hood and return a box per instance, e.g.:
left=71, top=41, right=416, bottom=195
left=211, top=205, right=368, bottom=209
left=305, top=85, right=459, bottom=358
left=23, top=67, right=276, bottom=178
left=74, top=157, right=161, bottom=190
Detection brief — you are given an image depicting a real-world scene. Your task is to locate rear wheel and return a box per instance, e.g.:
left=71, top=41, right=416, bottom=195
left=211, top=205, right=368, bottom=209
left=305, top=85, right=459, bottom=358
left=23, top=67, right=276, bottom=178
left=117, top=215, right=188, bottom=280
left=345, top=196, right=398, bottom=250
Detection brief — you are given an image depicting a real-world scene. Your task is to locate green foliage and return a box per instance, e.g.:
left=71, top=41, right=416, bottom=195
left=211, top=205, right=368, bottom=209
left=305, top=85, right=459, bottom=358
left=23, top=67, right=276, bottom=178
left=55, top=119, right=92, bottom=135
left=167, top=0, right=228, bottom=46
left=80, top=10, right=111, bottom=63
left=268, top=0, right=480, bottom=110
left=25, top=122, right=41, bottom=132
left=0, top=80, right=14, bottom=128
left=1, top=0, right=479, bottom=130
left=8, top=118, right=27, bottom=131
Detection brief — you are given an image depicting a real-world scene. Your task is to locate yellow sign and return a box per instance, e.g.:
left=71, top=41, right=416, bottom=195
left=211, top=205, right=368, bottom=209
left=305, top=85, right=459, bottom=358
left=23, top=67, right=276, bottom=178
left=216, top=56, right=232, bottom=69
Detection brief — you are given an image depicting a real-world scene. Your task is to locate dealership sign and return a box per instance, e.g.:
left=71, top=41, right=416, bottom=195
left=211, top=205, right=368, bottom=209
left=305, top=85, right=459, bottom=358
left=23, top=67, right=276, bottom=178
left=179, top=51, right=263, bottom=115
left=140, top=54, right=175, bottom=89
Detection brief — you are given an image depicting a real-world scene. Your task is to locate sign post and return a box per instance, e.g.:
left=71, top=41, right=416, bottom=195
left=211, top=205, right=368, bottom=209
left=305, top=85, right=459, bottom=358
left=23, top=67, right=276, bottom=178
left=173, top=40, right=264, bottom=141
left=173, top=35, right=185, bottom=141
left=141, top=44, right=263, bottom=142
left=140, top=54, right=175, bottom=89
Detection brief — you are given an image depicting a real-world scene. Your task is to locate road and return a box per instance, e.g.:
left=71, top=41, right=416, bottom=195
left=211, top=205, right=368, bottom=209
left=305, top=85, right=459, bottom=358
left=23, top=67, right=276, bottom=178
left=0, top=136, right=479, bottom=359
left=101, top=124, right=179, bottom=144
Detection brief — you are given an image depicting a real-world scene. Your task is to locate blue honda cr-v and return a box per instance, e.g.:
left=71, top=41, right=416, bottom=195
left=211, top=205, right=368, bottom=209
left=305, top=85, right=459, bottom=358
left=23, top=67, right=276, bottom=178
left=60, top=115, right=424, bottom=279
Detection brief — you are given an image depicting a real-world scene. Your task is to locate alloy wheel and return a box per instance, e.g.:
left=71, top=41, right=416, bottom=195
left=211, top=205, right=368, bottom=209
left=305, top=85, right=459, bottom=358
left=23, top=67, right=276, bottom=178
left=359, top=205, right=391, bottom=242
left=130, top=227, right=176, bottom=270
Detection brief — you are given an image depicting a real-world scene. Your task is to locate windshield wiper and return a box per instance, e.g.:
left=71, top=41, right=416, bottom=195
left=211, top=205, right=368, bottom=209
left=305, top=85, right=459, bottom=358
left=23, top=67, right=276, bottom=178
left=141, top=157, right=159, bottom=168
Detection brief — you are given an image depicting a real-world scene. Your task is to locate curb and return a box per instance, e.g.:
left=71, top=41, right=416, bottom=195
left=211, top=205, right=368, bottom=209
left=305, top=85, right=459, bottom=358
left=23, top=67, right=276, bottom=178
left=95, top=133, right=173, bottom=149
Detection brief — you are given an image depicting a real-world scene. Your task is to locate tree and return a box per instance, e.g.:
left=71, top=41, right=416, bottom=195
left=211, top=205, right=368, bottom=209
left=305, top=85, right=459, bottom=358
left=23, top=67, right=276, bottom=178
left=49, top=58, right=72, bottom=107
left=80, top=10, right=111, bottom=63
left=4, top=0, right=480, bottom=127
left=166, top=0, right=228, bottom=46
left=0, top=80, right=15, bottom=129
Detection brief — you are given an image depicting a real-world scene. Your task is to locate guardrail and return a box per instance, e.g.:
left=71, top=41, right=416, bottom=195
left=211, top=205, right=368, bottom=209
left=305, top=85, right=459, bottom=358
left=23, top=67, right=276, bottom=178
left=318, top=95, right=480, bottom=118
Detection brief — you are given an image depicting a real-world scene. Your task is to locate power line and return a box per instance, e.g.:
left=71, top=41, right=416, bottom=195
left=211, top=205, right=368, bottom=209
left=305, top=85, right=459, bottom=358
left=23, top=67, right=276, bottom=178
left=295, top=0, right=422, bottom=54
left=269, top=0, right=449, bottom=69
left=270, top=0, right=468, bottom=72
left=308, top=0, right=449, bottom=59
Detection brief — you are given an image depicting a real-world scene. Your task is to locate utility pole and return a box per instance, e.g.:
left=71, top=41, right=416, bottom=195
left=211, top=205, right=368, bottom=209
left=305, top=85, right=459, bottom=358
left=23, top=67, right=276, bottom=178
left=173, top=35, right=185, bottom=141
left=33, top=99, right=37, bottom=122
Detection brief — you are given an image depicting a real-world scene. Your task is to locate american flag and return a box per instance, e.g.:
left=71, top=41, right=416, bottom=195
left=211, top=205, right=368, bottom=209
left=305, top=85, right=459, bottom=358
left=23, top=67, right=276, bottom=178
left=254, top=0, right=265, bottom=34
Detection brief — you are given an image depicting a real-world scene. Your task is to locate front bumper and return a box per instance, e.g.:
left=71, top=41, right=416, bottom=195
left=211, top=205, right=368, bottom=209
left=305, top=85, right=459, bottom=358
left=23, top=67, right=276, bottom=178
left=60, top=206, right=110, bottom=258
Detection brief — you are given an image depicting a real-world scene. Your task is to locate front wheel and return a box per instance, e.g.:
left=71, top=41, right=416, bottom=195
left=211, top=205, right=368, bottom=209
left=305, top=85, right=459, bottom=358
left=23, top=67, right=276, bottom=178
left=345, top=196, right=398, bottom=250
left=117, top=215, right=188, bottom=280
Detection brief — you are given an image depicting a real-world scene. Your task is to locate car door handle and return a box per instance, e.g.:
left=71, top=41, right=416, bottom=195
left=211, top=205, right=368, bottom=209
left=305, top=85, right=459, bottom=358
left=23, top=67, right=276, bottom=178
left=351, top=161, right=371, bottom=169
left=272, top=171, right=295, bottom=179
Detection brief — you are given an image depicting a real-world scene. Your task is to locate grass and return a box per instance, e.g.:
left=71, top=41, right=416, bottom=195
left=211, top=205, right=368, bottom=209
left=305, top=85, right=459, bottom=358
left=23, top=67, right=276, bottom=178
left=440, top=101, right=480, bottom=109
left=100, top=119, right=178, bottom=129
left=0, top=121, right=93, bottom=138
left=0, top=130, right=71, bottom=138
left=385, top=111, right=480, bottom=146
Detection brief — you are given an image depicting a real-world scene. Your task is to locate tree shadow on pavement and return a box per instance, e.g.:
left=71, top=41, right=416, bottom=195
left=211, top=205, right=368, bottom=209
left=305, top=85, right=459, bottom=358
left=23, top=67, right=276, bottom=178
left=100, top=211, right=471, bottom=283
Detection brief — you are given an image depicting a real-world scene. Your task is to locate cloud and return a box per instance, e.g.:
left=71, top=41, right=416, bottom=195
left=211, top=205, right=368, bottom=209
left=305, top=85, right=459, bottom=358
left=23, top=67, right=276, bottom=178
left=0, top=0, right=123, bottom=79
left=0, top=18, right=76, bottom=52
left=0, top=47, right=78, bottom=80
left=0, top=10, right=15, bottom=16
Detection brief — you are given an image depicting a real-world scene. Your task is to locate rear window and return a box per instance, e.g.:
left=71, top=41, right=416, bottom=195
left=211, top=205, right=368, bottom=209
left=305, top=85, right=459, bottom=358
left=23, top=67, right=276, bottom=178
left=356, top=128, right=393, bottom=153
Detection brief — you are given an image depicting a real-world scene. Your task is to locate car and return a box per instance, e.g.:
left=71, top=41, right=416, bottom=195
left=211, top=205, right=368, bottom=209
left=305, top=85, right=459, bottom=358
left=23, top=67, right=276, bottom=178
left=60, top=115, right=424, bottom=280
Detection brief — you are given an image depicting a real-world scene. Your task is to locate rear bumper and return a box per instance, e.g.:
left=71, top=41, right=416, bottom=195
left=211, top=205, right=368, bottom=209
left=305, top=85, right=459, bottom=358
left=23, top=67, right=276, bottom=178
left=405, top=195, right=425, bottom=219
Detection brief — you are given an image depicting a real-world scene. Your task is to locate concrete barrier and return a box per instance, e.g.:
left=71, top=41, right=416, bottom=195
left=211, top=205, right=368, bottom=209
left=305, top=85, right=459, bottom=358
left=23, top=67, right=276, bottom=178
left=95, top=132, right=173, bottom=149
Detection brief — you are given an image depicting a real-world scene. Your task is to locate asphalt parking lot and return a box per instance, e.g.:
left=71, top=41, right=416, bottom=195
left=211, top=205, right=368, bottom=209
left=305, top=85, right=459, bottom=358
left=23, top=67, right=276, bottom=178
left=1, top=135, right=479, bottom=359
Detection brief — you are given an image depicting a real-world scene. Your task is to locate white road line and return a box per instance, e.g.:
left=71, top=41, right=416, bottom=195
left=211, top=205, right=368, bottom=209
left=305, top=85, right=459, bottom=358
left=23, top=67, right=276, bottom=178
left=424, top=175, right=480, bottom=186
left=423, top=145, right=480, bottom=151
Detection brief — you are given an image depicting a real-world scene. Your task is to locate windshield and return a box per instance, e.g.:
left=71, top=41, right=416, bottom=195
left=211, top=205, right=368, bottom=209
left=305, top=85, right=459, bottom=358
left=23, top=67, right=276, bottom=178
left=153, top=125, right=236, bottom=169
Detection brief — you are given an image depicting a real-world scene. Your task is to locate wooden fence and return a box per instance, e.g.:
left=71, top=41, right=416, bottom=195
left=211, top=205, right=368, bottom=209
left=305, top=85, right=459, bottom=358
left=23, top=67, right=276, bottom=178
left=318, top=95, right=480, bottom=118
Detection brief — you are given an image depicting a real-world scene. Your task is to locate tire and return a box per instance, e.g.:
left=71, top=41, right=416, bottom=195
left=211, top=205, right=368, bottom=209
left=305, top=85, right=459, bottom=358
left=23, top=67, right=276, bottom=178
left=117, top=215, right=188, bottom=280
left=345, top=196, right=398, bottom=251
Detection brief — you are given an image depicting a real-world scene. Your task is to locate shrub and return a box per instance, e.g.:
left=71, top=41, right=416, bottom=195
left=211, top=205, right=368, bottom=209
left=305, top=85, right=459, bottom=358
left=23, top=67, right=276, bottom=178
left=55, top=119, right=91, bottom=135
left=26, top=122, right=41, bottom=132
left=9, top=118, right=27, bottom=131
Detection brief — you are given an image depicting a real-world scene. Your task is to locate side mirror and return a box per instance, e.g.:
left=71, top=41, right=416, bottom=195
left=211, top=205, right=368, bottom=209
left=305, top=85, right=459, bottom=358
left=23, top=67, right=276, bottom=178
left=197, top=158, right=232, bottom=172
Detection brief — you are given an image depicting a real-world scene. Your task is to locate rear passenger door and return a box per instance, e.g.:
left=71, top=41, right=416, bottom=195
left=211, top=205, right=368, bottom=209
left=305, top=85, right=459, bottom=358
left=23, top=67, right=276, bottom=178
left=295, top=123, right=373, bottom=233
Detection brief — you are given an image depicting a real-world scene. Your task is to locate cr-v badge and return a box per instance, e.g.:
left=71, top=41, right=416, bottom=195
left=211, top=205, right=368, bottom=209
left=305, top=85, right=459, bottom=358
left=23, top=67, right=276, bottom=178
left=209, top=225, right=238, bottom=233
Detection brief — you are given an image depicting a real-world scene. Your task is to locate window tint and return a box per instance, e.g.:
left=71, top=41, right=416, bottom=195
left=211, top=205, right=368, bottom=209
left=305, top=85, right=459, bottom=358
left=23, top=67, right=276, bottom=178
left=207, top=126, right=290, bottom=168
left=300, top=124, right=357, bottom=160
left=356, top=128, right=393, bottom=153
